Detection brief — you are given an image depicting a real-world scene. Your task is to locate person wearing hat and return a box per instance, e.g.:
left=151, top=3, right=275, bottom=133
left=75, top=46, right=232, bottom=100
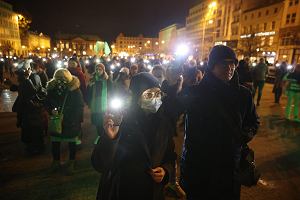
left=12, top=63, right=45, bottom=155
left=87, top=63, right=112, bottom=144
left=92, top=72, right=176, bottom=200
left=45, top=68, right=84, bottom=174
left=180, top=45, right=259, bottom=200
left=68, top=58, right=87, bottom=103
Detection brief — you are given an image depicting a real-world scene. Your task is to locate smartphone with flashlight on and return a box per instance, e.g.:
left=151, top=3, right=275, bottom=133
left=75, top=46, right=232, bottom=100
left=107, top=97, right=124, bottom=126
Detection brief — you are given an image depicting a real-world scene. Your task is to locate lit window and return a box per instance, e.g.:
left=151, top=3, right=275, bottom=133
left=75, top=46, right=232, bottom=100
left=269, top=37, right=274, bottom=45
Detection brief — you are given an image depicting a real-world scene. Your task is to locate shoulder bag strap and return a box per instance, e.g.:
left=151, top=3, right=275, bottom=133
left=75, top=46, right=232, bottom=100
left=60, top=92, right=69, bottom=114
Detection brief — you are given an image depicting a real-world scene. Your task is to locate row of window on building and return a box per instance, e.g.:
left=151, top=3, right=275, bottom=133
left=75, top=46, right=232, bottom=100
left=56, top=42, right=95, bottom=51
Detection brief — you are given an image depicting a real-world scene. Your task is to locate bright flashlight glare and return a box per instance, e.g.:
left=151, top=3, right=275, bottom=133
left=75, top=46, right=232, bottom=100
left=275, top=63, right=280, bottom=67
left=111, top=64, right=115, bottom=70
left=110, top=98, right=123, bottom=110
left=116, top=63, right=121, bottom=67
left=13, top=57, right=17, bottom=60
left=252, top=63, right=257, bottom=67
left=200, top=61, right=204, bottom=66
left=0, top=58, right=4, bottom=62
left=188, top=55, right=193, bottom=61
left=52, top=54, right=58, bottom=59
left=144, top=59, right=149, bottom=64
left=175, top=44, right=189, bottom=56
left=131, top=57, right=136, bottom=63
left=64, top=62, right=68, bottom=66
left=163, top=60, right=169, bottom=65
left=96, top=58, right=100, bottom=63
left=13, top=63, right=18, bottom=67
left=147, top=65, right=153, bottom=70
left=85, top=60, right=89, bottom=64
left=107, top=58, right=111, bottom=62
left=42, top=58, right=46, bottom=62
left=287, top=65, right=293, bottom=70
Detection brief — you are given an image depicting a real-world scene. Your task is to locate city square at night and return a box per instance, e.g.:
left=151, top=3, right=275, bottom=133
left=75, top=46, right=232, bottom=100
left=0, top=0, right=300, bottom=200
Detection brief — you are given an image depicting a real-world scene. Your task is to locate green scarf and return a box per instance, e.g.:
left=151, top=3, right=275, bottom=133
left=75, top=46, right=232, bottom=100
left=90, top=73, right=108, bottom=113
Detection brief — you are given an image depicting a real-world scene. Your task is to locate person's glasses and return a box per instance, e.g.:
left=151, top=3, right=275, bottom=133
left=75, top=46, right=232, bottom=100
left=142, top=90, right=162, bottom=99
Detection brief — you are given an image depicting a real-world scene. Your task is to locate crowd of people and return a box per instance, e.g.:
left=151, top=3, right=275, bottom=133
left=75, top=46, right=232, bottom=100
left=5, top=45, right=300, bottom=200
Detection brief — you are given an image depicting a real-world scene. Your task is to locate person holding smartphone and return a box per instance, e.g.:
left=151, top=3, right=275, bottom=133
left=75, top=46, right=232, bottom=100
left=92, top=72, right=176, bottom=200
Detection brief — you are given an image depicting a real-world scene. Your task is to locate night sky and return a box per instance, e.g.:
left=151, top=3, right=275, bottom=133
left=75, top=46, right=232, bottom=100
left=6, top=0, right=197, bottom=43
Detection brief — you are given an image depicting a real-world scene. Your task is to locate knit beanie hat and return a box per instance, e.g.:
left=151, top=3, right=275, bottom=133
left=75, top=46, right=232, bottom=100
left=208, top=45, right=238, bottom=70
left=129, top=72, right=160, bottom=102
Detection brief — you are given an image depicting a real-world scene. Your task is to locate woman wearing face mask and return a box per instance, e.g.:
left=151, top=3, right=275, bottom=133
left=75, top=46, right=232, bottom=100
left=87, top=63, right=112, bottom=144
left=92, top=72, right=176, bottom=200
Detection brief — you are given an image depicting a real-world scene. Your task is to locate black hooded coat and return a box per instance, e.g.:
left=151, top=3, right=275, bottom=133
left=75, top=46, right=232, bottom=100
left=91, top=73, right=176, bottom=200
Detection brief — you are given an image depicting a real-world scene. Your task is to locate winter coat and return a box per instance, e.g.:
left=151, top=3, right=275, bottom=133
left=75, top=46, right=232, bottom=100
left=272, top=66, right=288, bottom=92
left=252, top=63, right=268, bottom=81
left=91, top=103, right=176, bottom=200
left=87, top=75, right=113, bottom=127
left=45, top=76, right=84, bottom=139
left=13, top=78, right=44, bottom=143
left=68, top=67, right=87, bottom=103
left=180, top=72, right=259, bottom=199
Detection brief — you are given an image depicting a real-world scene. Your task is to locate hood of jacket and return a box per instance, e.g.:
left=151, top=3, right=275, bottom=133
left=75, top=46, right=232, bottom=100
left=47, top=75, right=80, bottom=92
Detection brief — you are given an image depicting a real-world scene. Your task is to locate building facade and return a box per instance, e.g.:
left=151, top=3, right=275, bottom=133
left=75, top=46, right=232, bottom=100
left=113, top=33, right=159, bottom=55
left=278, top=0, right=300, bottom=64
left=158, top=24, right=185, bottom=54
left=238, top=0, right=284, bottom=63
left=0, top=1, right=21, bottom=56
left=185, top=0, right=237, bottom=59
left=54, top=33, right=103, bottom=56
left=21, top=31, right=51, bottom=56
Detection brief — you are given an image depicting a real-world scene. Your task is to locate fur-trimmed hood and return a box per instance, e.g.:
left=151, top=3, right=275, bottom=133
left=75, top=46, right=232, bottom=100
left=46, top=75, right=80, bottom=92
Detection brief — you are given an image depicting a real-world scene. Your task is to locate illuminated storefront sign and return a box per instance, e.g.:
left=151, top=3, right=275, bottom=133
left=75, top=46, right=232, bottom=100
left=254, top=31, right=275, bottom=37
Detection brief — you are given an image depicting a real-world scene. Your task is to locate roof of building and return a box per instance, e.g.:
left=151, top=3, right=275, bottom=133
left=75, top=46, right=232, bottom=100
left=243, top=0, right=283, bottom=13
left=55, top=32, right=102, bottom=41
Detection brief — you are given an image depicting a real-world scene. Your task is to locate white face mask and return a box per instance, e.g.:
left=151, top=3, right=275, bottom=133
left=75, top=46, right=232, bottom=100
left=140, top=97, right=162, bottom=113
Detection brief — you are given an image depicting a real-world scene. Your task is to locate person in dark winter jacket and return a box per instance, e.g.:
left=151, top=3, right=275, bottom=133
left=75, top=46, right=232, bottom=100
left=252, top=58, right=268, bottom=106
left=91, top=72, right=176, bottom=200
left=236, top=58, right=253, bottom=93
left=45, top=69, right=84, bottom=174
left=180, top=45, right=259, bottom=200
left=13, top=65, right=45, bottom=155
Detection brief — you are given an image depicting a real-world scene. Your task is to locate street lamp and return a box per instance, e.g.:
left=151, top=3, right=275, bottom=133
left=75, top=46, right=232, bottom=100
left=201, top=1, right=217, bottom=60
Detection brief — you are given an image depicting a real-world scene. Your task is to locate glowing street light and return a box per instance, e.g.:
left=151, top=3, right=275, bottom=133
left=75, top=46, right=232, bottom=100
left=209, top=1, right=217, bottom=9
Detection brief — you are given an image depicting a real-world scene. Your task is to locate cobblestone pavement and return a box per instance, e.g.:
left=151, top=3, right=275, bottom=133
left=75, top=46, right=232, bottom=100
left=0, top=83, right=299, bottom=200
